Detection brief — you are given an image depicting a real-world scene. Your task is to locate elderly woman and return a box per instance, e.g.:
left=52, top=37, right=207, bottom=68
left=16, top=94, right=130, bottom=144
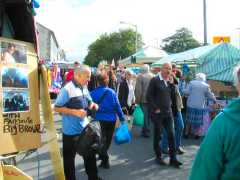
left=184, top=73, right=216, bottom=138
left=90, top=72, right=126, bottom=169
left=189, top=66, right=240, bottom=180
left=118, top=69, right=136, bottom=115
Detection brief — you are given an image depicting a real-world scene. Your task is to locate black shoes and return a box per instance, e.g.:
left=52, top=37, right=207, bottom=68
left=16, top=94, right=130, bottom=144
left=169, top=159, right=183, bottom=168
left=155, top=157, right=167, bottom=166
left=162, top=148, right=185, bottom=155
left=141, top=132, right=150, bottom=138
left=156, top=157, right=183, bottom=168
left=195, top=135, right=200, bottom=140
left=97, top=176, right=104, bottom=180
left=99, top=161, right=110, bottom=169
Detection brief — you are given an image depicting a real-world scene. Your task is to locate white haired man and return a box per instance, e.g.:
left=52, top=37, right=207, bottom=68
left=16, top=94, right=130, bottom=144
left=54, top=65, right=103, bottom=180
left=135, top=64, right=154, bottom=137
left=147, top=63, right=182, bottom=168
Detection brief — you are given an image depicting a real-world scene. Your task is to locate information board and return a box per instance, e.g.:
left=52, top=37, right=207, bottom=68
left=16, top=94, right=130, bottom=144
left=0, top=37, right=41, bottom=155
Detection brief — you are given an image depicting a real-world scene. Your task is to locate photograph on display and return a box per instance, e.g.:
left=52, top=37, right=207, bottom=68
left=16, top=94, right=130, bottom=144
left=0, top=41, right=27, bottom=64
left=2, top=67, right=29, bottom=88
left=3, top=90, right=30, bottom=113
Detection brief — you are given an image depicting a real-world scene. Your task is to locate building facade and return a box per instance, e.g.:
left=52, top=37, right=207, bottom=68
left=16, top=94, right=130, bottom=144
left=37, top=23, right=65, bottom=63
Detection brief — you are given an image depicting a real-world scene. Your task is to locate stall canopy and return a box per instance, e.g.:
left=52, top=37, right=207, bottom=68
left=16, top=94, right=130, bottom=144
left=120, top=46, right=168, bottom=65
left=196, top=43, right=240, bottom=82
left=151, top=44, right=217, bottom=67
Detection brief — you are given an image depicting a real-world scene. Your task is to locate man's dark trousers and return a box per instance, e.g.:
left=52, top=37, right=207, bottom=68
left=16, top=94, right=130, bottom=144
left=152, top=112, right=176, bottom=159
left=63, top=134, right=98, bottom=180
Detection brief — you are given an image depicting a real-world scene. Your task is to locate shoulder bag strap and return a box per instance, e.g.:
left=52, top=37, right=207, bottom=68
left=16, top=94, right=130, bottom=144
left=97, top=90, right=108, bottom=105
left=90, top=90, right=108, bottom=120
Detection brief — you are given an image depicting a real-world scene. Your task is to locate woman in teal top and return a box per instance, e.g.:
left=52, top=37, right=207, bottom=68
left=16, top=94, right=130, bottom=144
left=189, top=66, right=240, bottom=180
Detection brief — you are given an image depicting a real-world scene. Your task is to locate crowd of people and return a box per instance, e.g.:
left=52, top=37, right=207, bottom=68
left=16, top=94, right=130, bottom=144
left=54, top=61, right=240, bottom=180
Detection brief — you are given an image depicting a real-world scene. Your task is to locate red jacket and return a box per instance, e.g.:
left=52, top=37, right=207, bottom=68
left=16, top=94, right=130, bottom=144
left=65, top=69, right=74, bottom=82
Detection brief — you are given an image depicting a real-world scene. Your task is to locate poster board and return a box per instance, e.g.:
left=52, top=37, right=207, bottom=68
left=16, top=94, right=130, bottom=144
left=0, top=37, right=41, bottom=155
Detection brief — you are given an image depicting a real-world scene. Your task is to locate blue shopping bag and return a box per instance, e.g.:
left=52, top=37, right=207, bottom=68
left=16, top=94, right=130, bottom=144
left=114, top=122, right=131, bottom=145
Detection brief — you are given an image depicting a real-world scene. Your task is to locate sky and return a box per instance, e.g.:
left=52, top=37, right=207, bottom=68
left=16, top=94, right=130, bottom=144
left=36, top=0, right=240, bottom=61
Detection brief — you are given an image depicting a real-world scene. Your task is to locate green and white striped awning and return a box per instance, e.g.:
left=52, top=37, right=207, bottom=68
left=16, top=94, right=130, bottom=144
left=151, top=44, right=217, bottom=67
left=196, top=43, right=240, bottom=83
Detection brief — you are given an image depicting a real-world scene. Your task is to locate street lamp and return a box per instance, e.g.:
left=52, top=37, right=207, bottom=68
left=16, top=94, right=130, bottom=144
left=236, top=28, right=240, bottom=49
left=203, top=0, right=208, bottom=45
left=120, top=21, right=138, bottom=53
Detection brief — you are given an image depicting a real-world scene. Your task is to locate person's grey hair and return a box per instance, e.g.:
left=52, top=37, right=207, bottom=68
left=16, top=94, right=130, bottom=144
left=162, top=62, right=172, bottom=68
left=195, top=73, right=206, bottom=82
left=233, top=65, right=240, bottom=86
left=142, top=64, right=150, bottom=73
left=74, top=64, right=90, bottom=75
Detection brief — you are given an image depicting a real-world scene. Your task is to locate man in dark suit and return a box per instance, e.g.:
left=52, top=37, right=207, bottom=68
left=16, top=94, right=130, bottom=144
left=147, top=63, right=182, bottom=168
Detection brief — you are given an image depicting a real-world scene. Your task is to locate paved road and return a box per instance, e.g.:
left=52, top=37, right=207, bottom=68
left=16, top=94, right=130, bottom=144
left=16, top=113, right=201, bottom=180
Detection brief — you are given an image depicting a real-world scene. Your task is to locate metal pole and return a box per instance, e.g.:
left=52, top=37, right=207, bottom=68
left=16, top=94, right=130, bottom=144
left=203, top=0, right=207, bottom=45
left=238, top=29, right=240, bottom=49
left=135, top=25, right=138, bottom=53
left=237, top=28, right=240, bottom=49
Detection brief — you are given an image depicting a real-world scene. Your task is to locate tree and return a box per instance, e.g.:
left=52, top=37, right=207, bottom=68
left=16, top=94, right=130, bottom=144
left=161, top=27, right=201, bottom=54
left=84, top=29, right=142, bottom=67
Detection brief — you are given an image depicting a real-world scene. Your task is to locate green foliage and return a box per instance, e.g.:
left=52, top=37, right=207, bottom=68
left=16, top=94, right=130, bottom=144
left=161, top=27, right=201, bottom=54
left=84, top=29, right=142, bottom=67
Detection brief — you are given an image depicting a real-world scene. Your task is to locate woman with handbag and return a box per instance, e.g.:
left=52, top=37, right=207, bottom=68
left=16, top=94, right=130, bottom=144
left=91, top=72, right=126, bottom=169
left=118, top=69, right=136, bottom=115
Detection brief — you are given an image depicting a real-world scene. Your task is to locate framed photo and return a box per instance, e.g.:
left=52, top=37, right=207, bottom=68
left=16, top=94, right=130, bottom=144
left=0, top=41, right=27, bottom=64
left=1, top=67, right=29, bottom=88
left=3, top=90, right=30, bottom=113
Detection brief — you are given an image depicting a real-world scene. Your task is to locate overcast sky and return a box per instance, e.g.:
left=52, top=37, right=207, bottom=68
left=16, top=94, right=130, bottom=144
left=36, top=0, right=240, bottom=61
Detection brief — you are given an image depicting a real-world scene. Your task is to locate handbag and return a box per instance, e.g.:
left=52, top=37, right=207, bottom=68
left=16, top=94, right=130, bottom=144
left=74, top=119, right=102, bottom=156
left=74, top=90, right=108, bottom=156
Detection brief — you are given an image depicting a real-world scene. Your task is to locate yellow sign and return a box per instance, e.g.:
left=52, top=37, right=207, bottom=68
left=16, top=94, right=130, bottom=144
left=213, top=36, right=231, bottom=44
left=1, top=164, right=32, bottom=180
left=0, top=37, right=41, bottom=155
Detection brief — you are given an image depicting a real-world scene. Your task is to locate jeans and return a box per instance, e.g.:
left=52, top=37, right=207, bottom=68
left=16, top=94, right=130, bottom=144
left=152, top=112, right=176, bottom=159
left=99, top=121, right=116, bottom=163
left=63, top=134, right=98, bottom=180
left=140, top=103, right=151, bottom=134
left=161, top=112, right=184, bottom=150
